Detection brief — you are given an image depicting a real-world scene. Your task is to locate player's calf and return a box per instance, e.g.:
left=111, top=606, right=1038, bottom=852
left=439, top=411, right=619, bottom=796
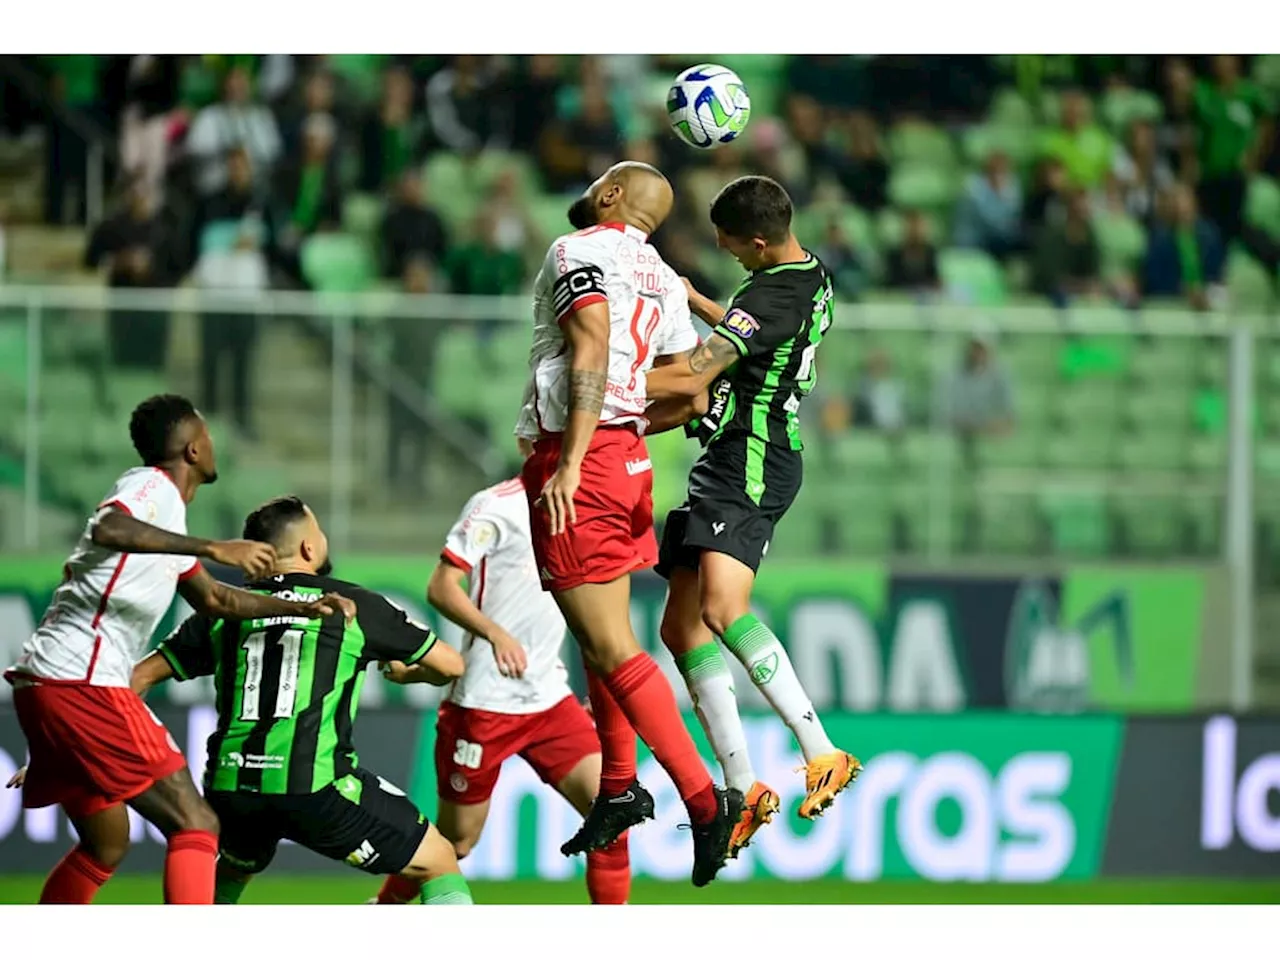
left=130, top=768, right=220, bottom=904
left=397, top=823, right=474, bottom=904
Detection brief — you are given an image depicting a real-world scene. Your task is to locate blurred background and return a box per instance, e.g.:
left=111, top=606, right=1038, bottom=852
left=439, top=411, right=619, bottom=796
left=1, top=54, right=1279, bottom=902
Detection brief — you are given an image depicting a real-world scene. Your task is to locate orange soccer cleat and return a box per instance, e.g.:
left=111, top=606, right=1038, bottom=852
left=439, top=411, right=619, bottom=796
left=728, top=781, right=781, bottom=859
left=798, top=751, right=862, bottom=820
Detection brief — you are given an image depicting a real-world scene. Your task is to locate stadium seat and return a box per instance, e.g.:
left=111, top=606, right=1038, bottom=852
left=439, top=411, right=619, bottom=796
left=342, top=194, right=384, bottom=244
left=1129, top=339, right=1196, bottom=386
left=1226, top=246, right=1275, bottom=313
left=1253, top=54, right=1280, bottom=100
left=1099, top=87, right=1163, bottom=135
left=939, top=248, right=1007, bottom=305
left=1184, top=493, right=1222, bottom=556
left=888, top=164, right=958, bottom=215
left=987, top=87, right=1036, bottom=128
left=473, top=150, right=543, bottom=199
left=1186, top=434, right=1226, bottom=476
left=975, top=430, right=1043, bottom=468
left=423, top=154, right=478, bottom=231
left=793, top=203, right=878, bottom=259
left=300, top=233, right=376, bottom=294
left=1040, top=490, right=1111, bottom=557
left=433, top=327, right=488, bottom=419
left=529, top=193, right=574, bottom=247
left=1044, top=428, right=1117, bottom=470
left=1115, top=495, right=1180, bottom=555
left=1093, top=211, right=1147, bottom=279
left=888, top=121, right=958, bottom=170
left=1060, top=335, right=1132, bottom=381
left=974, top=493, right=1041, bottom=555
left=1116, top=428, right=1183, bottom=471
left=962, top=124, right=1038, bottom=169
left=1245, top=177, right=1280, bottom=240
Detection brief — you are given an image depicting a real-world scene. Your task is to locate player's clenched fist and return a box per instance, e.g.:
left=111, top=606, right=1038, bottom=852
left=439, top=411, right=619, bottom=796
left=206, top=539, right=277, bottom=578
left=536, top=462, right=580, bottom=536
left=487, top=626, right=528, bottom=678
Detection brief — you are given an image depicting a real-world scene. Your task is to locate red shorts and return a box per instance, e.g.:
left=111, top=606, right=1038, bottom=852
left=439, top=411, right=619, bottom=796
left=11, top=680, right=187, bottom=818
left=434, top=696, right=599, bottom=805
left=521, top=425, right=658, bottom=592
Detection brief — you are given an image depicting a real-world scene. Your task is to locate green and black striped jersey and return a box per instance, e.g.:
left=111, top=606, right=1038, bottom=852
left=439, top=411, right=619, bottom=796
left=688, top=253, right=835, bottom=453
left=157, top=572, right=437, bottom=796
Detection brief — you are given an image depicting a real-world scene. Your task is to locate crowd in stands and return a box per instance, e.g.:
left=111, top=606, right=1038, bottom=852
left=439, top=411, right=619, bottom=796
left=6, top=55, right=1280, bottom=469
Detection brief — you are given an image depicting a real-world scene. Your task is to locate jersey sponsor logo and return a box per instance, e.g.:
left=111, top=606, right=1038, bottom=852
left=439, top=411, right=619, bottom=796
left=723, top=308, right=760, bottom=340
left=345, top=839, right=380, bottom=868
left=552, top=264, right=607, bottom=316
left=220, top=751, right=283, bottom=771
left=625, top=457, right=652, bottom=476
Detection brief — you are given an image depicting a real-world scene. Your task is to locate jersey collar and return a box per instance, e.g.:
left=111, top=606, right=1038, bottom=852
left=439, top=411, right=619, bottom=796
left=598, top=221, right=649, bottom=243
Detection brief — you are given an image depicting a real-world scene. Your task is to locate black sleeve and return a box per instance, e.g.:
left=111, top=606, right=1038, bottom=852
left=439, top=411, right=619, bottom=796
left=713, top=279, right=805, bottom=358
left=353, top=587, right=439, bottom=665
left=156, top=614, right=217, bottom=681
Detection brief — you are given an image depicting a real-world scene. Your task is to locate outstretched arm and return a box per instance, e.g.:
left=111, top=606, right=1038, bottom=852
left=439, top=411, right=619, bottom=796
left=177, top=566, right=355, bottom=623
left=644, top=333, right=741, bottom=401
left=428, top=560, right=527, bottom=678
left=92, top=505, right=276, bottom=579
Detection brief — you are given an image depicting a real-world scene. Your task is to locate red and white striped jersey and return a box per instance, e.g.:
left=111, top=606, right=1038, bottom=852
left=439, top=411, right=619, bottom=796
left=8, top=467, right=200, bottom=688
left=439, top=477, right=572, bottom=715
left=515, top=222, right=700, bottom=439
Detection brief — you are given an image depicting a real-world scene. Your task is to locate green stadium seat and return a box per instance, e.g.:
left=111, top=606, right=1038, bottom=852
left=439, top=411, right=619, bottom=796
left=1129, top=339, right=1196, bottom=385
left=793, top=203, right=878, bottom=258
left=1257, top=442, right=1280, bottom=479
left=1002, top=336, right=1062, bottom=381
left=888, top=165, right=958, bottom=214
left=1184, top=494, right=1222, bottom=556
left=899, top=432, right=960, bottom=472
left=1116, top=429, right=1183, bottom=471
left=342, top=194, right=384, bottom=244
left=1060, top=335, right=1132, bottom=381
left=300, top=233, right=376, bottom=294
left=962, top=125, right=1038, bottom=168
left=1013, top=385, right=1053, bottom=428
left=975, top=431, right=1043, bottom=468
left=1115, top=496, right=1180, bottom=555
left=1124, top=389, right=1192, bottom=433
left=1055, top=385, right=1124, bottom=430
left=1245, top=177, right=1280, bottom=240
left=939, top=249, right=1007, bottom=306
left=106, top=371, right=167, bottom=416
left=974, top=494, right=1041, bottom=555
left=529, top=194, right=573, bottom=247
left=433, top=327, right=487, bottom=420
left=827, top=432, right=895, bottom=479
left=987, top=87, right=1036, bottom=128
left=1099, top=87, right=1163, bottom=135
left=1186, top=434, right=1226, bottom=476
left=1043, top=429, right=1117, bottom=470
left=1093, top=211, right=1147, bottom=279
left=888, top=121, right=958, bottom=170
left=423, top=154, right=478, bottom=231
left=1040, top=490, right=1111, bottom=557
left=1253, top=55, right=1280, bottom=100
left=473, top=150, right=543, bottom=199
left=1226, top=246, right=1275, bottom=313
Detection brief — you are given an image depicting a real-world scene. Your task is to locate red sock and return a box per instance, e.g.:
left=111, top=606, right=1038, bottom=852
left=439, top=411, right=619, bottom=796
left=586, top=834, right=631, bottom=904
left=375, top=875, right=423, bottom=904
left=164, top=830, right=218, bottom=904
left=40, top=846, right=114, bottom=904
left=604, top=653, right=716, bottom=824
left=586, top=671, right=637, bottom=795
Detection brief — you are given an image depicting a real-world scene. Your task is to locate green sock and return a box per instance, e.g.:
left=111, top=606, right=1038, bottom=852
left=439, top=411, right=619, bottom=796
left=420, top=873, right=474, bottom=905
left=214, top=874, right=249, bottom=905
left=675, top=642, right=755, bottom=793
left=722, top=613, right=836, bottom=763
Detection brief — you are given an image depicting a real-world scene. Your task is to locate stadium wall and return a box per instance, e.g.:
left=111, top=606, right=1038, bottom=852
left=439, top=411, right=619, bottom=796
left=0, top=557, right=1235, bottom=712
left=2, top=708, right=1276, bottom=880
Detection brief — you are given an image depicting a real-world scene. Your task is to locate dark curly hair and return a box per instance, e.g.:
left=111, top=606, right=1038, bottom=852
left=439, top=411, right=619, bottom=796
left=128, top=394, right=199, bottom=466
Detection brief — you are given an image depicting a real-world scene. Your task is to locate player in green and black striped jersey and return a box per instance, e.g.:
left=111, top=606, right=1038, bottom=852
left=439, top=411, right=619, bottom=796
left=131, top=496, right=474, bottom=905
left=646, top=175, right=861, bottom=857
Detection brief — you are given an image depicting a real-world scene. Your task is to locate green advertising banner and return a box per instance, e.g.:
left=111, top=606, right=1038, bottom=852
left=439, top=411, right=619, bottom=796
left=0, top=557, right=1225, bottom=711
left=402, top=711, right=1124, bottom=883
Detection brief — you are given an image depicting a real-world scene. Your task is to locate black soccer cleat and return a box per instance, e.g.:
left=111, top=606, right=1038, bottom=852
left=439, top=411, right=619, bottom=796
left=560, top=779, right=655, bottom=857
left=690, top=785, right=745, bottom=888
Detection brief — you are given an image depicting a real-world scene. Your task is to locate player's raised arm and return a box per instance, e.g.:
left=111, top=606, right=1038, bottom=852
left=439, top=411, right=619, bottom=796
left=91, top=504, right=278, bottom=580
left=177, top=565, right=356, bottom=624
left=540, top=296, right=611, bottom=536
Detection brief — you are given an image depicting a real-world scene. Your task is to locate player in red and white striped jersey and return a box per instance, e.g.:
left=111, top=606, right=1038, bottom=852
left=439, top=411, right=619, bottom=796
left=4, top=394, right=354, bottom=904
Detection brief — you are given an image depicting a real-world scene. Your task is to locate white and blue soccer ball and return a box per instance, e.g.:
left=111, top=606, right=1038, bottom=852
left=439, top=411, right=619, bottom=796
left=666, top=63, right=751, bottom=150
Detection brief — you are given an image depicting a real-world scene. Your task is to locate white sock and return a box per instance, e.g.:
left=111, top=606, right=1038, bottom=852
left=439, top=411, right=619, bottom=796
left=722, top=614, right=836, bottom=763
left=675, top=642, right=756, bottom=793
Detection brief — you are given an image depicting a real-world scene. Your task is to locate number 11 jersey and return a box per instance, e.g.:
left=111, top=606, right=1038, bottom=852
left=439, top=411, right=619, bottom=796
left=516, top=222, right=700, bottom=440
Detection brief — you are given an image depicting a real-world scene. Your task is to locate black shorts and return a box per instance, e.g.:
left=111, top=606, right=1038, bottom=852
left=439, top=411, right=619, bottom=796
left=206, top=767, right=429, bottom=876
left=656, top=436, right=802, bottom=579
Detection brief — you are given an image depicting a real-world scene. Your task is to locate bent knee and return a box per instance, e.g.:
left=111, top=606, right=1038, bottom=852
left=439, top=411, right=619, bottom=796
left=701, top=602, right=747, bottom=638
left=179, top=799, right=220, bottom=837
left=452, top=836, right=476, bottom=861
left=82, top=839, right=131, bottom=870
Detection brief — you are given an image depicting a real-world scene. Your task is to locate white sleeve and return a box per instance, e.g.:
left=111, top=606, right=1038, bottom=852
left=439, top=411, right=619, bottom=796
left=547, top=235, right=608, bottom=325
left=656, top=278, right=699, bottom=356
left=440, top=495, right=506, bottom=574
left=101, top=471, right=199, bottom=575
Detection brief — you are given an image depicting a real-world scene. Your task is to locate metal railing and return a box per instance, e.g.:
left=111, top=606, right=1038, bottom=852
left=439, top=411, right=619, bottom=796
left=0, top=285, right=1268, bottom=707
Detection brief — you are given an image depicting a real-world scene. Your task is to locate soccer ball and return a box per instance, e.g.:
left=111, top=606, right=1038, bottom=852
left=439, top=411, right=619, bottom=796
left=666, top=63, right=751, bottom=150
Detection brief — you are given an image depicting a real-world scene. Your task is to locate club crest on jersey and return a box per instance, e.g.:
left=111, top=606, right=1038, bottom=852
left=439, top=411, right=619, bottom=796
left=450, top=773, right=469, bottom=793
left=723, top=308, right=760, bottom=339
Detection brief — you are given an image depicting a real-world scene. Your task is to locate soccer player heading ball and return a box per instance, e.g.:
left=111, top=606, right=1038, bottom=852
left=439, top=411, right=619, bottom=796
left=516, top=161, right=743, bottom=887
left=646, top=176, right=861, bottom=856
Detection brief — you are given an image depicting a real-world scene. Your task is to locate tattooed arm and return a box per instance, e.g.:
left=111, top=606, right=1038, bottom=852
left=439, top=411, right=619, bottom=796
left=644, top=333, right=741, bottom=401
left=92, top=506, right=278, bottom=579
left=177, top=566, right=356, bottom=623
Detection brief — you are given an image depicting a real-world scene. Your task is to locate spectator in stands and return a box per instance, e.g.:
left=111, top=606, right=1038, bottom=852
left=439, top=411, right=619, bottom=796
left=538, top=63, right=623, bottom=193
left=185, top=65, right=283, bottom=196
left=483, top=167, right=541, bottom=265
left=813, top=215, right=870, bottom=301
left=853, top=349, right=907, bottom=433
left=120, top=56, right=179, bottom=210
left=358, top=64, right=425, bottom=192
left=941, top=333, right=1015, bottom=439
left=274, top=113, right=344, bottom=284
left=747, top=117, right=812, bottom=208
left=43, top=55, right=103, bottom=225
left=1024, top=155, right=1069, bottom=233
left=386, top=255, right=438, bottom=497
left=379, top=168, right=448, bottom=280
left=657, top=227, right=723, bottom=303
left=1193, top=55, right=1273, bottom=245
left=885, top=209, right=941, bottom=295
left=84, top=175, right=175, bottom=371
left=508, top=55, right=564, bottom=153
left=279, top=69, right=341, bottom=163
left=1031, top=187, right=1102, bottom=307
left=1143, top=182, right=1226, bottom=312
left=1112, top=119, right=1175, bottom=226
left=191, top=147, right=273, bottom=437
left=445, top=208, right=527, bottom=298
left=833, top=110, right=889, bottom=212
left=1157, top=58, right=1198, bottom=178
left=425, top=55, right=512, bottom=156
left=1039, top=88, right=1116, bottom=190
left=953, top=148, right=1023, bottom=261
